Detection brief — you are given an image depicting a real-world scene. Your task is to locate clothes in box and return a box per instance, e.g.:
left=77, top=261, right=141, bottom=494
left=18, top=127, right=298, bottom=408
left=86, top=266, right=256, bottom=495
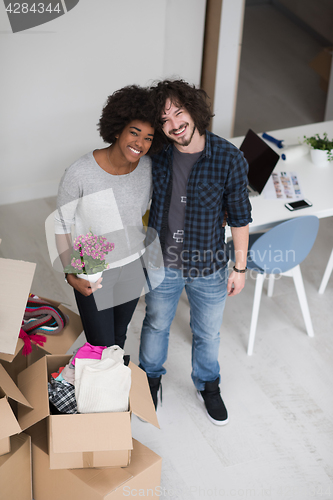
left=0, top=255, right=82, bottom=381
left=17, top=354, right=159, bottom=469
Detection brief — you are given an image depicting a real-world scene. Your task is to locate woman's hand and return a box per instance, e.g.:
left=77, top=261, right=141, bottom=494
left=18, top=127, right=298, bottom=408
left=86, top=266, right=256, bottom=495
left=66, top=274, right=103, bottom=296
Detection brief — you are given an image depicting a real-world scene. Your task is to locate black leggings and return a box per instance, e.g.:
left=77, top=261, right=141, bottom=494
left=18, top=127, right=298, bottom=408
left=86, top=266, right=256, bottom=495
left=74, top=258, right=146, bottom=349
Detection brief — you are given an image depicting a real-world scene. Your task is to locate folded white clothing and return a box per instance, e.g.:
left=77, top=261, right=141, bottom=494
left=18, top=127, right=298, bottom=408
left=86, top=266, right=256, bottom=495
left=101, top=345, right=125, bottom=363
left=74, top=346, right=126, bottom=403
left=75, top=357, right=131, bottom=414
left=75, top=358, right=100, bottom=401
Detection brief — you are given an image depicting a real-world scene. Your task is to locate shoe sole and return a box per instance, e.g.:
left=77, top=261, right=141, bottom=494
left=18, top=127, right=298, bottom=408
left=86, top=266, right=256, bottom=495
left=197, top=391, right=229, bottom=426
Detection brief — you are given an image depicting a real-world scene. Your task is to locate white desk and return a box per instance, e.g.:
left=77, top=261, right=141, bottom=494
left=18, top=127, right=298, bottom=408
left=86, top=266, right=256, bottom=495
left=229, top=120, right=333, bottom=233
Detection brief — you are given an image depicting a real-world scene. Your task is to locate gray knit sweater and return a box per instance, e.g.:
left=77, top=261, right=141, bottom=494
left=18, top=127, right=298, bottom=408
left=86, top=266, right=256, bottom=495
left=55, top=151, right=152, bottom=268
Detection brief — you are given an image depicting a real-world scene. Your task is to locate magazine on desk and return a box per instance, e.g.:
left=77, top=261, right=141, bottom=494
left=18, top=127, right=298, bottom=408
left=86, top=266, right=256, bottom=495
left=263, top=171, right=303, bottom=200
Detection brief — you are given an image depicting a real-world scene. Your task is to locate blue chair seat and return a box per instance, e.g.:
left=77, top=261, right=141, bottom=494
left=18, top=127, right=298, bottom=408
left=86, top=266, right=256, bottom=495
left=227, top=215, right=319, bottom=355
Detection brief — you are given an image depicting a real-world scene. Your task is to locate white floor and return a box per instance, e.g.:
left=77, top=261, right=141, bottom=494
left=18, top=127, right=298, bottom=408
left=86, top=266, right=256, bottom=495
left=1, top=4, right=333, bottom=500
left=2, top=197, right=333, bottom=500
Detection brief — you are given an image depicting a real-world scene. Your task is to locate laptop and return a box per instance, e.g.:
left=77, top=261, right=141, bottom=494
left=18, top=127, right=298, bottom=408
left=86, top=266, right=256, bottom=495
left=239, top=129, right=280, bottom=196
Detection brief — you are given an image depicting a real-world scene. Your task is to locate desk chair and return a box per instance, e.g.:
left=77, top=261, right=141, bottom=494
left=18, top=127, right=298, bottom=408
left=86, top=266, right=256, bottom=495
left=318, top=248, right=333, bottom=294
left=227, top=215, right=319, bottom=355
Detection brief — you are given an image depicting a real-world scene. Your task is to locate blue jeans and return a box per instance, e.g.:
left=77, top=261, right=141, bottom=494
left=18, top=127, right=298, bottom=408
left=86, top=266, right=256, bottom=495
left=139, top=265, right=228, bottom=391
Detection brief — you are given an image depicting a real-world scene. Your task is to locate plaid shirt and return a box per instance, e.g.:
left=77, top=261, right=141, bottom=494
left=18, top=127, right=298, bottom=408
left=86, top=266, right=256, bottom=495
left=148, top=130, right=252, bottom=277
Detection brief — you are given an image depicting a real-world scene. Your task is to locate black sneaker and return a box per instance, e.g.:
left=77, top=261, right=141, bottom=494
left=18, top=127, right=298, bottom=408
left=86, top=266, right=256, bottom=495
left=197, top=378, right=228, bottom=426
left=148, top=375, right=162, bottom=410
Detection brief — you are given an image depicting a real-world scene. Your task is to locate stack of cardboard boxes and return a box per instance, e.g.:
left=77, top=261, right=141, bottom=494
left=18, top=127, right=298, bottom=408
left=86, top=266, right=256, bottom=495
left=0, top=257, right=162, bottom=500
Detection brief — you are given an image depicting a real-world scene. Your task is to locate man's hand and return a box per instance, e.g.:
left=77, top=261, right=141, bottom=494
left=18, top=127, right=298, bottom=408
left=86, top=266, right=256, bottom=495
left=66, top=274, right=103, bottom=296
left=227, top=270, right=246, bottom=296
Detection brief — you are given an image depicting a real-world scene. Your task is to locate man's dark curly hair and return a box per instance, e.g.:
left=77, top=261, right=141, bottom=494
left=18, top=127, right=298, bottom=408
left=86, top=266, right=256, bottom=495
left=150, top=79, right=214, bottom=136
left=98, top=85, right=164, bottom=154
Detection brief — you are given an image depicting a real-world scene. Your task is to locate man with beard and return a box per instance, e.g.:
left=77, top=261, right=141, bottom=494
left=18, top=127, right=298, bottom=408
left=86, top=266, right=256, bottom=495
left=139, top=79, right=252, bottom=425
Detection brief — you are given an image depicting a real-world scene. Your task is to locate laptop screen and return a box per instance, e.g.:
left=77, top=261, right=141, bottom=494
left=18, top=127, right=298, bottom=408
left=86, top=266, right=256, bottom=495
left=239, top=129, right=280, bottom=194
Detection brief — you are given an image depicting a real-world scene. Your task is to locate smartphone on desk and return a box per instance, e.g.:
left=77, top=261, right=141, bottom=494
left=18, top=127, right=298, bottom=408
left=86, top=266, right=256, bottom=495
left=285, top=199, right=313, bottom=211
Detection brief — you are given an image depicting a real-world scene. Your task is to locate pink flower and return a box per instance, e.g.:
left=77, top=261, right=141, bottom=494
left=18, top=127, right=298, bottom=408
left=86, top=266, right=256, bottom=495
left=69, top=231, right=114, bottom=274
left=71, top=257, right=84, bottom=271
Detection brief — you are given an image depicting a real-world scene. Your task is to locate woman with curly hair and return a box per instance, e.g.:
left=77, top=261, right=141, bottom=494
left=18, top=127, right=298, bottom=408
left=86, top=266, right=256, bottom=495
left=55, top=85, right=162, bottom=349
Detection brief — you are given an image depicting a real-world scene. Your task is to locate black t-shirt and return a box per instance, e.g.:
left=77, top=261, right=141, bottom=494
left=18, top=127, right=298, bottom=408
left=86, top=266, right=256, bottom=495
left=163, top=146, right=202, bottom=268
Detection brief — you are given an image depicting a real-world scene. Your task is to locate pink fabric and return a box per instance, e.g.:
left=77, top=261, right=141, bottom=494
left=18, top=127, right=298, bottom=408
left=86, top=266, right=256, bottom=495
left=19, top=328, right=47, bottom=356
left=71, top=342, right=107, bottom=366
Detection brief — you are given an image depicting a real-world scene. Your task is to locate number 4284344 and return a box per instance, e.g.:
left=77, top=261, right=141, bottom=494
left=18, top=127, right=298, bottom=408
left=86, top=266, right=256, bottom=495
left=5, top=3, right=62, bottom=14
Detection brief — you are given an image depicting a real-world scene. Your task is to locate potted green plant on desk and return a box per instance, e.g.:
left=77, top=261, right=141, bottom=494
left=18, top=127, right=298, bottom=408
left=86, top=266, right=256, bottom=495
left=303, top=132, right=333, bottom=167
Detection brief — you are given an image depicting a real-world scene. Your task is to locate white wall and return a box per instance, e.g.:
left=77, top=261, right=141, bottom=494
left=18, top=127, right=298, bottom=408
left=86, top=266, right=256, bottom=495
left=0, top=0, right=206, bottom=205
left=211, top=0, right=245, bottom=139
left=163, top=0, right=206, bottom=81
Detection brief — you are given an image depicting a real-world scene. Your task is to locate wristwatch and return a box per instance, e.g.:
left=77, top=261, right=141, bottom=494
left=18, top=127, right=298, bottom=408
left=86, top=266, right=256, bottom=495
left=64, top=273, right=69, bottom=284
left=233, top=266, right=247, bottom=273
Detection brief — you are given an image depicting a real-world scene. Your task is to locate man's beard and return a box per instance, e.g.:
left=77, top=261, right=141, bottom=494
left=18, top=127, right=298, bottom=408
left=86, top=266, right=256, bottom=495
left=170, top=124, right=196, bottom=147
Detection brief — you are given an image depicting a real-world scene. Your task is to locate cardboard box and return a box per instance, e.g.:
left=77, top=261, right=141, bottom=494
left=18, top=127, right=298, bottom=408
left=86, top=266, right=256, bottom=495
left=17, top=354, right=159, bottom=469
left=0, top=436, right=10, bottom=456
left=0, top=340, right=30, bottom=384
left=0, top=298, right=83, bottom=382
left=0, top=299, right=83, bottom=380
left=0, top=257, right=83, bottom=382
left=27, top=296, right=83, bottom=364
left=31, top=421, right=162, bottom=500
left=0, top=363, right=32, bottom=456
left=0, top=433, right=32, bottom=500
left=0, top=257, right=36, bottom=356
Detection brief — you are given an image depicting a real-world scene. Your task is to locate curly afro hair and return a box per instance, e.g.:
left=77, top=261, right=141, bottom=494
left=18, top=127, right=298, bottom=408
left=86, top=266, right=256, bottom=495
left=150, top=79, right=214, bottom=136
left=98, top=85, right=165, bottom=154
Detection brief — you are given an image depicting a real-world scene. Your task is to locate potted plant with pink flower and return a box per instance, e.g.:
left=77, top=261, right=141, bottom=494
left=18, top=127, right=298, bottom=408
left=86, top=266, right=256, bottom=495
left=64, top=231, right=115, bottom=282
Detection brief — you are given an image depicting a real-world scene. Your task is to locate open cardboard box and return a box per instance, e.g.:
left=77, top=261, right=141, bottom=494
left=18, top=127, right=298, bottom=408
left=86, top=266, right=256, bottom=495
left=0, top=363, right=32, bottom=456
left=27, top=296, right=83, bottom=364
left=0, top=256, right=83, bottom=382
left=0, top=257, right=36, bottom=357
left=0, top=433, right=32, bottom=500
left=30, top=420, right=162, bottom=500
left=0, top=339, right=32, bottom=384
left=17, top=354, right=159, bottom=469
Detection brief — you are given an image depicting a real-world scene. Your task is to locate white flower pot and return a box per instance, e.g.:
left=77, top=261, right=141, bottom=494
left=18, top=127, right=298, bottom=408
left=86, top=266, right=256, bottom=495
left=310, top=148, right=332, bottom=167
left=77, top=271, right=103, bottom=283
